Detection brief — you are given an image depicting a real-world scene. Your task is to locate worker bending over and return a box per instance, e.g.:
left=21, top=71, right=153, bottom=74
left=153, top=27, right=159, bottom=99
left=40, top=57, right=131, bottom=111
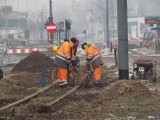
left=70, top=37, right=80, bottom=67
left=54, top=38, right=77, bottom=88
left=82, top=42, right=103, bottom=87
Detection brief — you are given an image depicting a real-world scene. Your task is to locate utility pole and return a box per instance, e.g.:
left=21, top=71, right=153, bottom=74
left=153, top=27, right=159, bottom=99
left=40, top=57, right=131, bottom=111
left=5, top=0, right=10, bottom=64
left=117, top=0, right=129, bottom=80
left=17, top=0, right=20, bottom=38
left=106, top=0, right=109, bottom=48
left=49, top=0, right=53, bottom=22
left=40, top=11, right=44, bottom=40
left=110, top=0, right=115, bottom=42
left=48, top=0, right=54, bottom=43
left=5, top=0, right=7, bottom=40
left=156, top=16, right=160, bottom=54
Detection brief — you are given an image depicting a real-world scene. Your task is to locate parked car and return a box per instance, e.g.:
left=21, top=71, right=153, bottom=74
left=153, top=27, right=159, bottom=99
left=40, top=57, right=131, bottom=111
left=140, top=27, right=159, bottom=48
left=9, top=39, right=26, bottom=48
left=113, top=37, right=142, bottom=49
left=128, top=37, right=142, bottom=48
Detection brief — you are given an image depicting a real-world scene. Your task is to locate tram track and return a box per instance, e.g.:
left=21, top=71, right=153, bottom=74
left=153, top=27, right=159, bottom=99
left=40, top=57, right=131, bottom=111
left=0, top=61, right=82, bottom=114
left=0, top=68, right=115, bottom=116
left=0, top=80, right=80, bottom=112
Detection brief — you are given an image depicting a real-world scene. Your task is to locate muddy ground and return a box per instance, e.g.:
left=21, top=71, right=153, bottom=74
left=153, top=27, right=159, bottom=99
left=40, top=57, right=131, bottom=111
left=0, top=51, right=160, bottom=120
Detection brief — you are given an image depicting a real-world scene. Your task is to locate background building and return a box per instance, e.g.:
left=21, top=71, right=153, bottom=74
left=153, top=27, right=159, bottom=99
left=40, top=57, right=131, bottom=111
left=0, top=6, right=28, bottom=40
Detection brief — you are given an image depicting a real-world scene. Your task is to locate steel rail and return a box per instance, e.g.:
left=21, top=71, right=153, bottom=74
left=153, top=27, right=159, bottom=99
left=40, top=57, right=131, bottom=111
left=46, top=85, right=80, bottom=107
left=0, top=81, right=58, bottom=111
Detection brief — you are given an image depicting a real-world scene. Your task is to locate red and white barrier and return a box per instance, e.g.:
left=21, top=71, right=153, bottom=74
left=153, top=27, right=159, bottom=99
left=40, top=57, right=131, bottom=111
left=7, top=48, right=49, bottom=54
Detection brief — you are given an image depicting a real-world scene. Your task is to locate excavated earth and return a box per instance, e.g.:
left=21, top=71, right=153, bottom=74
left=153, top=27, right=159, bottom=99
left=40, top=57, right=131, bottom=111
left=0, top=51, right=160, bottom=120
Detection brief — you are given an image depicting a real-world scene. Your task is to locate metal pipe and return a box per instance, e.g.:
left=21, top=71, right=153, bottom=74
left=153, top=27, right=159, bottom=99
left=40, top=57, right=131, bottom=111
left=48, top=0, right=54, bottom=43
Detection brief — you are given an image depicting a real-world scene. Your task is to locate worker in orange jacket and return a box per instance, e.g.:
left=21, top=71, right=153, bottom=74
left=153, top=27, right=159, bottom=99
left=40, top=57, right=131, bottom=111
left=71, top=37, right=79, bottom=56
left=82, top=42, right=103, bottom=87
left=70, top=37, right=80, bottom=66
left=54, top=38, right=77, bottom=88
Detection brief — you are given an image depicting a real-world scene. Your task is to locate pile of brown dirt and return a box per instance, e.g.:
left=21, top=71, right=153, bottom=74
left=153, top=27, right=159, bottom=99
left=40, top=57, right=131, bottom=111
left=12, top=51, right=54, bottom=73
left=0, top=72, right=40, bottom=107
left=0, top=51, right=55, bottom=100
left=0, top=52, right=55, bottom=107
left=11, top=52, right=54, bottom=82
left=102, top=80, right=152, bottom=100
left=0, top=72, right=39, bottom=94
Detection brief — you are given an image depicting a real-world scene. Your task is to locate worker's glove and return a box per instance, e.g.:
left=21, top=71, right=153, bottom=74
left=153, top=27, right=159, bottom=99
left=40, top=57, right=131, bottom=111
left=71, top=60, right=77, bottom=66
left=86, top=58, right=91, bottom=62
left=67, top=61, right=72, bottom=66
left=67, top=61, right=73, bottom=70
left=75, top=56, right=80, bottom=62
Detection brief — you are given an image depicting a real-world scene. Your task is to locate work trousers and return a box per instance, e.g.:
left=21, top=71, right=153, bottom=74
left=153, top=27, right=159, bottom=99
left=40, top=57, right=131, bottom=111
left=93, top=65, right=102, bottom=80
left=58, top=67, right=67, bottom=81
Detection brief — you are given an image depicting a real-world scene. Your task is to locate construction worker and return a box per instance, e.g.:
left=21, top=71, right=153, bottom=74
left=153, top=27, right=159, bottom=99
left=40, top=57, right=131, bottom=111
left=71, top=37, right=79, bottom=56
left=70, top=37, right=80, bottom=66
left=52, top=45, right=59, bottom=81
left=52, top=45, right=59, bottom=55
left=54, top=38, right=77, bottom=88
left=82, top=42, right=103, bottom=87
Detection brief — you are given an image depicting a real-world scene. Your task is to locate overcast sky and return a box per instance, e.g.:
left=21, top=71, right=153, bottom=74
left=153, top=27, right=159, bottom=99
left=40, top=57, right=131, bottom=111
left=1, top=0, right=75, bottom=12
left=1, top=0, right=90, bottom=21
left=0, top=0, right=109, bottom=36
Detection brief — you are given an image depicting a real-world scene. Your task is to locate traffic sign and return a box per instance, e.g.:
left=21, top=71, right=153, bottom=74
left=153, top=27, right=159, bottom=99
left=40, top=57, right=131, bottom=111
left=46, top=22, right=57, bottom=33
left=145, top=17, right=157, bottom=25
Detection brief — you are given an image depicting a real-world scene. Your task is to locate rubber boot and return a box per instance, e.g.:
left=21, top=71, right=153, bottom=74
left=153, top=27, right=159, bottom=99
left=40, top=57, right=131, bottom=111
left=59, top=80, right=68, bottom=90
left=94, top=80, right=101, bottom=89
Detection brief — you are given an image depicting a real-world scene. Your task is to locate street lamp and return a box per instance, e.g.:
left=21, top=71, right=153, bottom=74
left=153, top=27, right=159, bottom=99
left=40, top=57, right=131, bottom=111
left=49, top=0, right=53, bottom=22
left=48, top=0, right=54, bottom=44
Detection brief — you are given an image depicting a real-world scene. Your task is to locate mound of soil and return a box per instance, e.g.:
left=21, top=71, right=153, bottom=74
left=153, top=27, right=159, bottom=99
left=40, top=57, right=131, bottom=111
left=12, top=51, right=54, bottom=73
left=48, top=80, right=160, bottom=120
left=0, top=72, right=40, bottom=107
left=0, top=52, right=55, bottom=107
left=11, top=52, right=54, bottom=83
left=0, top=72, right=39, bottom=93
left=102, top=80, right=152, bottom=100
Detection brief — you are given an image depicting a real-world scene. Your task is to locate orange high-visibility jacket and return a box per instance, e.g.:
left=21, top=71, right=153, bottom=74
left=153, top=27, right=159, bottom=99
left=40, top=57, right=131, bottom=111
left=58, top=41, right=74, bottom=58
left=84, top=44, right=103, bottom=70
left=54, top=41, right=74, bottom=68
left=84, top=45, right=103, bottom=59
